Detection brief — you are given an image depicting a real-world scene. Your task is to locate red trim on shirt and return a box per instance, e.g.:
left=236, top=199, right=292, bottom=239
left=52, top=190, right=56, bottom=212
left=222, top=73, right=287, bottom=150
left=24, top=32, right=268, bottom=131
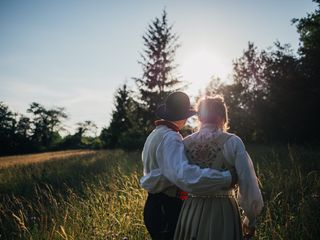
left=154, top=120, right=180, bottom=132
left=178, top=190, right=189, bottom=200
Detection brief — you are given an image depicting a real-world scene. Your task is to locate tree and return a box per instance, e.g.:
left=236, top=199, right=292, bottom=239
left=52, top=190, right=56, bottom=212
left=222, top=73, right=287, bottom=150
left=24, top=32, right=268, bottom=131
left=27, top=102, right=67, bottom=149
left=225, top=42, right=269, bottom=141
left=134, top=10, right=184, bottom=132
left=67, top=120, right=100, bottom=149
left=0, top=102, right=16, bottom=155
left=202, top=42, right=298, bottom=142
left=293, top=0, right=320, bottom=57
left=292, top=0, right=320, bottom=141
left=0, top=102, right=33, bottom=155
left=76, top=120, right=98, bottom=138
left=259, top=43, right=304, bottom=142
left=101, top=84, right=135, bottom=149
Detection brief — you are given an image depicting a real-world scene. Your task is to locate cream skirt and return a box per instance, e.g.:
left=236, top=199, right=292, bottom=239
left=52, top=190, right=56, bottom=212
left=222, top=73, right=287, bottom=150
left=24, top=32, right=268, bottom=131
left=174, top=197, right=242, bottom=240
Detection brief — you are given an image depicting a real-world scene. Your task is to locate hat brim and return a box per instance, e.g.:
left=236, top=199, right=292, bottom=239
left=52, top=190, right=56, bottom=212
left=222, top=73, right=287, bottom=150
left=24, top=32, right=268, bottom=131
left=156, top=104, right=197, bottom=121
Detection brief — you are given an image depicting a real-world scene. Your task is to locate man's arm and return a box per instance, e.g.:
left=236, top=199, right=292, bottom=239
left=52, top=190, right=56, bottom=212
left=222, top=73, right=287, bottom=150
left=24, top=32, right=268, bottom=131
left=140, top=168, right=173, bottom=193
left=154, top=132, right=232, bottom=194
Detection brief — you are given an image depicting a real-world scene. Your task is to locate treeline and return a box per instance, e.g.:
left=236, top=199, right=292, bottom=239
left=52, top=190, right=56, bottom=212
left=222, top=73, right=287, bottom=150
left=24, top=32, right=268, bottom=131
left=0, top=102, right=101, bottom=155
left=1, top=2, right=320, bottom=155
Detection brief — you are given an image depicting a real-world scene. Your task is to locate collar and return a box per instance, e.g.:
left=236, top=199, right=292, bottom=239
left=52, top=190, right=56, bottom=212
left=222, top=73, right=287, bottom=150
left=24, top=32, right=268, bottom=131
left=201, top=123, right=218, bottom=130
left=200, top=123, right=223, bottom=134
left=154, top=120, right=180, bottom=132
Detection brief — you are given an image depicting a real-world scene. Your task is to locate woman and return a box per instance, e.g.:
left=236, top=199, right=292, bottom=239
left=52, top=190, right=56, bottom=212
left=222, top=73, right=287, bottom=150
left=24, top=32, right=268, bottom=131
left=174, top=95, right=264, bottom=240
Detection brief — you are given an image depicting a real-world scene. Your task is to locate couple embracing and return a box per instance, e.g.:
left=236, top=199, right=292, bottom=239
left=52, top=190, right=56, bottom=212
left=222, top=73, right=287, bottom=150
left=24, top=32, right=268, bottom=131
left=140, top=92, right=263, bottom=240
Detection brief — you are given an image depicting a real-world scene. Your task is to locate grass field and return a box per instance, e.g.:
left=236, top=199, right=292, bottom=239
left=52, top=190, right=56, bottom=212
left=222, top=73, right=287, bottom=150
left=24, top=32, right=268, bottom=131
left=0, top=150, right=95, bottom=169
left=0, top=145, right=319, bottom=239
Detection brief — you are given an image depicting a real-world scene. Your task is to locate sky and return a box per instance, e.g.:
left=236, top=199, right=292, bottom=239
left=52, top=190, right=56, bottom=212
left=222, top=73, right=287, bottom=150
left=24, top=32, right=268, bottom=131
left=0, top=0, right=317, bottom=133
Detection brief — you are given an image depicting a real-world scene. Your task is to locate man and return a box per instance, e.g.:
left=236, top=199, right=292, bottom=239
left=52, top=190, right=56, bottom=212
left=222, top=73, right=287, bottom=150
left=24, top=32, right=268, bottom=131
left=140, top=92, right=237, bottom=240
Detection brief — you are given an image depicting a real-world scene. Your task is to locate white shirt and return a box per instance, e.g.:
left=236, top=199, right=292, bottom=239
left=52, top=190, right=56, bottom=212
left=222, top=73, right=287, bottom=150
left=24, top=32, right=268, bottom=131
left=140, top=125, right=232, bottom=195
left=184, top=124, right=264, bottom=227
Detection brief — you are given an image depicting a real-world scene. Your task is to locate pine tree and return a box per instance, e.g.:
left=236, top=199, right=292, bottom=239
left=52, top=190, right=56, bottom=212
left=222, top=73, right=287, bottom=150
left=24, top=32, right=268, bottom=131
left=101, top=84, right=134, bottom=148
left=134, top=10, right=184, bottom=131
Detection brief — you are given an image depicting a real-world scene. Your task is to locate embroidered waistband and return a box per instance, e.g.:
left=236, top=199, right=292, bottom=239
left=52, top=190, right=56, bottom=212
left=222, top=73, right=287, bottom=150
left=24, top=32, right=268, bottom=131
left=188, top=194, right=235, bottom=198
left=188, top=189, right=235, bottom=198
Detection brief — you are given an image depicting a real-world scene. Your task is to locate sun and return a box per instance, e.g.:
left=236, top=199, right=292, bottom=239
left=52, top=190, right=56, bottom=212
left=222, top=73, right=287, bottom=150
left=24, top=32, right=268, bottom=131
left=180, top=48, right=230, bottom=97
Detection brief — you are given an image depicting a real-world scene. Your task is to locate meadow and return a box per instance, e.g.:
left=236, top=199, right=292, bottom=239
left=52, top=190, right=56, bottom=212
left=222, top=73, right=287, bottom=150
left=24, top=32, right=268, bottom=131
left=0, top=145, right=319, bottom=240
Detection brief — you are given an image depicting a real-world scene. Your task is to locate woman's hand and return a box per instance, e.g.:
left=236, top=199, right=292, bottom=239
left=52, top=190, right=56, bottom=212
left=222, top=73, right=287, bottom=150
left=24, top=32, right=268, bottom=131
left=242, top=220, right=255, bottom=239
left=229, top=167, right=238, bottom=188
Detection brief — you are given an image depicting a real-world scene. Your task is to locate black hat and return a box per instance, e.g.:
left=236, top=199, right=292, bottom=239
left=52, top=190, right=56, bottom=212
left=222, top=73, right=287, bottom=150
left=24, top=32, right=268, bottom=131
left=156, top=92, right=197, bottom=121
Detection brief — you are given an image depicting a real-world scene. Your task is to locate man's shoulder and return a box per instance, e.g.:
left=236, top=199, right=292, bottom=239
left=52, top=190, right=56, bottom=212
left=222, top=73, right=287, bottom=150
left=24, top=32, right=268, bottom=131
left=146, top=126, right=181, bottom=144
left=182, top=131, right=198, bottom=144
left=162, top=129, right=182, bottom=141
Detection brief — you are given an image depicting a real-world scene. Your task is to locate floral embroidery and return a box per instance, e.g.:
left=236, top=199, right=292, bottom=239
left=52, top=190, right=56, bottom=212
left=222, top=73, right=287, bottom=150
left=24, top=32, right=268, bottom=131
left=185, top=138, right=222, bottom=168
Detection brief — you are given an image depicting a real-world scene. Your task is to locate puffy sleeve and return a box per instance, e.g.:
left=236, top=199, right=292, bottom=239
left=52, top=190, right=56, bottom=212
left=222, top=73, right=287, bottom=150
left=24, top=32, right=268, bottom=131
left=140, top=168, right=173, bottom=193
left=225, top=136, right=264, bottom=227
left=154, top=132, right=232, bottom=194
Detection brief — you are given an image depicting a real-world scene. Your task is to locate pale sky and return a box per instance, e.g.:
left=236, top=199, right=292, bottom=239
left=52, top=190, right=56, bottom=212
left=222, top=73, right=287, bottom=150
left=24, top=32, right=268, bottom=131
left=0, top=0, right=317, bottom=133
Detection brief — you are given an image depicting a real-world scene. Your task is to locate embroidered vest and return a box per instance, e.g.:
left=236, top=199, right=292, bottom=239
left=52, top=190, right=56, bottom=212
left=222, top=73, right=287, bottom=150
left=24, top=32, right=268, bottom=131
left=183, top=132, right=233, bottom=171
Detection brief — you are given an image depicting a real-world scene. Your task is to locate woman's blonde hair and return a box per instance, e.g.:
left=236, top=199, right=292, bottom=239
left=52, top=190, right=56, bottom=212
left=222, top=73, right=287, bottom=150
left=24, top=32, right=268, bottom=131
left=197, top=95, right=229, bottom=131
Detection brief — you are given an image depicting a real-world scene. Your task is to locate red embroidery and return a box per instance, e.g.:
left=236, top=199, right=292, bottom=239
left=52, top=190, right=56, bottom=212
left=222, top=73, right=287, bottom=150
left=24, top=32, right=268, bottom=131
left=154, top=120, right=180, bottom=132
left=178, top=190, right=189, bottom=200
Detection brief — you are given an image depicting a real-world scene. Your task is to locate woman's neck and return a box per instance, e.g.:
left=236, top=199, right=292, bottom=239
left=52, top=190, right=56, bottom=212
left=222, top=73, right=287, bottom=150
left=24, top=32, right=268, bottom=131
left=200, top=123, right=218, bottom=129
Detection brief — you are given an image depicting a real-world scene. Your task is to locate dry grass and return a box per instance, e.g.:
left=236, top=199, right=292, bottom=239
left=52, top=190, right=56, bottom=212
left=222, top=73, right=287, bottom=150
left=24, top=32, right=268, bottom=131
left=0, top=146, right=319, bottom=239
left=0, top=149, right=147, bottom=239
left=0, top=150, right=95, bottom=169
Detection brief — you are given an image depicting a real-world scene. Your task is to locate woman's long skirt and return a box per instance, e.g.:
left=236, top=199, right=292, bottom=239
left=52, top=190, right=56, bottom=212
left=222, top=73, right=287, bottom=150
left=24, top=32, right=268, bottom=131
left=174, top=197, right=242, bottom=240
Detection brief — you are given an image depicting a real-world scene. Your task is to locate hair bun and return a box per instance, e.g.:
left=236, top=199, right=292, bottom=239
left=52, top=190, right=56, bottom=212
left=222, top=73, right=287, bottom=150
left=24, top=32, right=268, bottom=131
left=196, top=95, right=229, bottom=131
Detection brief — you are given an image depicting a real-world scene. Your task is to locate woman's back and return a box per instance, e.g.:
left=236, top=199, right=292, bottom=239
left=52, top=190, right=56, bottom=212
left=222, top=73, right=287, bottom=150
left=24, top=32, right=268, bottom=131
left=174, top=126, right=243, bottom=240
left=183, top=127, right=234, bottom=171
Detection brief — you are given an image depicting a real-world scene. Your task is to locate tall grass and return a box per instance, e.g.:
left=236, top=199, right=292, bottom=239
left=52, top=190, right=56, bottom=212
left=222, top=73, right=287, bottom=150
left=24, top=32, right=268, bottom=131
left=0, top=150, right=147, bottom=239
left=0, top=146, right=319, bottom=239
left=247, top=144, right=320, bottom=239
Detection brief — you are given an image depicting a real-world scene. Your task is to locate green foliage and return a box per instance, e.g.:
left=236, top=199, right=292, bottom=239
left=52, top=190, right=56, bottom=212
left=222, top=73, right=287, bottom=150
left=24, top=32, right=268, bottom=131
left=76, top=120, right=98, bottom=138
left=0, top=147, right=319, bottom=239
left=27, top=102, right=67, bottom=150
left=101, top=10, right=185, bottom=150
left=292, top=1, right=320, bottom=141
left=293, top=0, right=320, bottom=55
left=0, top=102, right=33, bottom=155
left=100, top=84, right=146, bottom=150
left=203, top=11, right=320, bottom=143
left=229, top=42, right=269, bottom=141
left=0, top=102, right=102, bottom=155
left=59, top=120, right=100, bottom=150
left=262, top=43, right=304, bottom=141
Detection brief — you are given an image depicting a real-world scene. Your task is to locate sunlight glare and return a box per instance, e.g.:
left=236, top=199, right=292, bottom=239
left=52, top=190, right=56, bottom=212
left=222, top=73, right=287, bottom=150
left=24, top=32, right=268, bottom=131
left=180, top=49, right=230, bottom=97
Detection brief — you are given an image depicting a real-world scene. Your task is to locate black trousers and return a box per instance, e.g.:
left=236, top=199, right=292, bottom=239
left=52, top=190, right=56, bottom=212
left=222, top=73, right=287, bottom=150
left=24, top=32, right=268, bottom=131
left=144, top=192, right=183, bottom=240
